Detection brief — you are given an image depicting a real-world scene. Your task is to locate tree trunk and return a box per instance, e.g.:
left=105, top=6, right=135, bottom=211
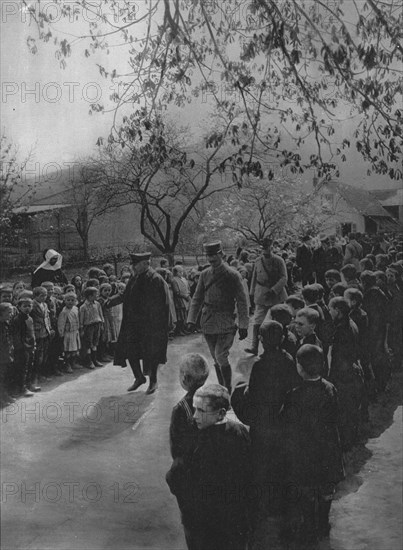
left=166, top=251, right=175, bottom=267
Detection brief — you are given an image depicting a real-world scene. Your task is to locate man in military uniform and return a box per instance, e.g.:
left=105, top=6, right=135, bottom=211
left=245, top=236, right=288, bottom=355
left=187, top=242, right=249, bottom=394
left=112, top=252, right=170, bottom=395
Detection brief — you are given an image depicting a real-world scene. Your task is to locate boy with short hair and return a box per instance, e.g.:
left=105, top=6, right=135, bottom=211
left=294, top=307, right=322, bottom=349
left=180, top=384, right=251, bottom=550
left=10, top=298, right=36, bottom=396
left=166, top=353, right=210, bottom=521
left=280, top=344, right=344, bottom=543
left=79, top=286, right=104, bottom=369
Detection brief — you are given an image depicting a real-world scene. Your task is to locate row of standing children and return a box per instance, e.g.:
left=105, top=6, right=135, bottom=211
left=0, top=262, right=128, bottom=406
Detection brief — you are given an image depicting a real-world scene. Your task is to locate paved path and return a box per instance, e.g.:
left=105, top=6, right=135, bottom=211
left=1, top=333, right=402, bottom=550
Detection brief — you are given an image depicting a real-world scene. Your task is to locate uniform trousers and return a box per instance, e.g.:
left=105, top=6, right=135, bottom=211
left=204, top=332, right=235, bottom=391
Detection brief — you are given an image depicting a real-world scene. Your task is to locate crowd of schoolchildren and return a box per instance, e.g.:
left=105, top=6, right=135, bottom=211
left=1, top=232, right=403, bottom=547
left=0, top=262, right=128, bottom=405
left=166, top=231, right=403, bottom=548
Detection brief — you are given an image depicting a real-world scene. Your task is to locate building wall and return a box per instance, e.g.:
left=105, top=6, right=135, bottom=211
left=318, top=187, right=365, bottom=235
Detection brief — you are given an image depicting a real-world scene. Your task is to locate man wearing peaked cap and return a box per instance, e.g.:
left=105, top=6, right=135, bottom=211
left=187, top=241, right=249, bottom=394
left=130, top=252, right=152, bottom=264
left=109, top=250, right=170, bottom=395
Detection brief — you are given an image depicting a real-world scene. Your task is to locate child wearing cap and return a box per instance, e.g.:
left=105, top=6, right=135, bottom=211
left=10, top=298, right=36, bottom=396
left=280, top=344, right=345, bottom=543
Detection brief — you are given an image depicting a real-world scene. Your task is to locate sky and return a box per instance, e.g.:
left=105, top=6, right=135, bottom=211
left=1, top=0, right=401, bottom=192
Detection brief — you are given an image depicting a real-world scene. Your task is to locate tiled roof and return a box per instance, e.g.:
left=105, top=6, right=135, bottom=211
left=324, top=181, right=394, bottom=217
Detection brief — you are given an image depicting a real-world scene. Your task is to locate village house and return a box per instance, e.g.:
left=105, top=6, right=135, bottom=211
left=317, top=180, right=402, bottom=236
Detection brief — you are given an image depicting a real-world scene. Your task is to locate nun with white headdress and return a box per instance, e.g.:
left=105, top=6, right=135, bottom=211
left=31, top=248, right=68, bottom=288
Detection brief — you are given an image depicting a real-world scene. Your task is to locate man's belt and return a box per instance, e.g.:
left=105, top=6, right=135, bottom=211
left=203, top=302, right=234, bottom=312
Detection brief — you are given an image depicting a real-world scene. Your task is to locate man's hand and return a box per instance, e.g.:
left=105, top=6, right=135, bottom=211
left=238, top=328, right=248, bottom=340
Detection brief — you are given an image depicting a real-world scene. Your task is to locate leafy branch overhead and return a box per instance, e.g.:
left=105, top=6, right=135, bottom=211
left=24, top=0, right=403, bottom=180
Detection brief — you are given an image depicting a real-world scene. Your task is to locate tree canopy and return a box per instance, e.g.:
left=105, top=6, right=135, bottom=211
left=25, top=0, right=403, bottom=181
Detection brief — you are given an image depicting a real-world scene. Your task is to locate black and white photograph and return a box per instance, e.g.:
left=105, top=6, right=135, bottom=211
left=1, top=1, right=402, bottom=549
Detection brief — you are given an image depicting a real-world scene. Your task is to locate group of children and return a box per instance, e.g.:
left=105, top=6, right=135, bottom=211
left=0, top=263, right=127, bottom=406
left=166, top=240, right=403, bottom=548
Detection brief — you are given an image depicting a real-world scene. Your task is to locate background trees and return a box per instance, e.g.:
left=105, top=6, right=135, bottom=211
left=0, top=133, right=35, bottom=251
left=26, top=0, right=403, bottom=181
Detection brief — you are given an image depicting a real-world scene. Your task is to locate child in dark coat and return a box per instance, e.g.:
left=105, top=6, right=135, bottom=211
left=166, top=353, right=209, bottom=521
left=280, top=344, right=345, bottom=543
left=328, top=297, right=365, bottom=450
left=10, top=298, right=36, bottom=396
left=232, top=320, right=300, bottom=516
left=0, top=303, right=15, bottom=406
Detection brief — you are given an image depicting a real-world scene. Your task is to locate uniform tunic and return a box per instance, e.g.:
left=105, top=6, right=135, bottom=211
left=187, top=263, right=249, bottom=334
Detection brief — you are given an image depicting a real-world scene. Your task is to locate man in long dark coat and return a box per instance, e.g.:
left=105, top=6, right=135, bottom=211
left=112, top=252, right=170, bottom=395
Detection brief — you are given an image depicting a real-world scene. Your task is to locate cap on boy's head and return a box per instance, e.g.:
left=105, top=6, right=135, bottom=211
left=296, top=344, right=324, bottom=377
left=311, top=283, right=325, bottom=298
left=259, top=320, right=284, bottom=348
left=194, top=384, right=230, bottom=412
left=17, top=297, right=33, bottom=305
left=83, top=286, right=98, bottom=299
left=130, top=252, right=151, bottom=264
left=0, top=285, right=13, bottom=294
left=269, top=304, right=293, bottom=327
left=19, top=290, right=33, bottom=300
left=179, top=353, right=209, bottom=390
left=203, top=241, right=222, bottom=255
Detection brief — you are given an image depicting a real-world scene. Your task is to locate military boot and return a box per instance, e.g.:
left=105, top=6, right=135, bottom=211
left=245, top=324, right=261, bottom=355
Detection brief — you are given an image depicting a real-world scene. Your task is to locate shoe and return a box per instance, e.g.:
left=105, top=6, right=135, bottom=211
left=23, top=388, right=35, bottom=397
left=29, top=385, right=41, bottom=392
left=54, top=370, right=64, bottom=376
left=146, top=381, right=158, bottom=395
left=85, top=362, right=95, bottom=370
left=244, top=347, right=258, bottom=355
left=127, top=377, right=146, bottom=392
left=93, top=360, right=103, bottom=367
left=72, top=362, right=83, bottom=370
left=39, top=375, right=51, bottom=382
left=65, top=366, right=74, bottom=374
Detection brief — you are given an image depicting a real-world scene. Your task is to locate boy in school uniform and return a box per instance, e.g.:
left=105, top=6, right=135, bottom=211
left=280, top=344, right=345, bottom=543
left=31, top=286, right=53, bottom=388
left=0, top=303, right=16, bottom=405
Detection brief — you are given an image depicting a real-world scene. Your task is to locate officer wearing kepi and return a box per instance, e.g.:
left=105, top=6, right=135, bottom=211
left=111, top=251, right=170, bottom=395
left=187, top=241, right=249, bottom=393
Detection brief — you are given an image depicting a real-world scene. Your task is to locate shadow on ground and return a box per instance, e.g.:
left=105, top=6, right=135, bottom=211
left=59, top=392, right=154, bottom=449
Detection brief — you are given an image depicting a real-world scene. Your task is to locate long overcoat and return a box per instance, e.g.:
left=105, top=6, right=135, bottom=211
left=113, top=268, right=170, bottom=367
